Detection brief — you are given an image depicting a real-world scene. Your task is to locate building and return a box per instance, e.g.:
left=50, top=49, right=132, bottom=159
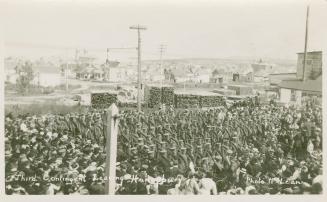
left=296, top=51, right=322, bottom=80
left=254, top=70, right=268, bottom=83
left=232, top=73, right=240, bottom=82
left=240, top=71, right=253, bottom=82
left=210, top=75, right=224, bottom=84
left=233, top=71, right=253, bottom=82
left=171, top=68, right=190, bottom=83
left=279, top=75, right=322, bottom=105
left=278, top=51, right=322, bottom=105
left=227, top=84, right=253, bottom=95
left=108, top=66, right=128, bottom=82
left=76, top=66, right=104, bottom=80
left=251, top=59, right=274, bottom=73
left=269, top=72, right=297, bottom=86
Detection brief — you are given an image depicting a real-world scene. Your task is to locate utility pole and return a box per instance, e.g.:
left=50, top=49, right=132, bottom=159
left=65, top=63, right=69, bottom=92
left=130, top=25, right=147, bottom=112
left=106, top=48, right=110, bottom=65
left=302, top=5, right=310, bottom=81
left=37, top=71, right=40, bottom=88
left=159, top=44, right=166, bottom=88
left=75, top=49, right=79, bottom=63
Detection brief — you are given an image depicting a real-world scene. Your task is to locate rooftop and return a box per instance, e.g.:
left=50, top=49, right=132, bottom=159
left=278, top=75, right=322, bottom=92
left=269, top=72, right=297, bottom=76
left=296, top=51, right=322, bottom=55
left=254, top=70, right=268, bottom=77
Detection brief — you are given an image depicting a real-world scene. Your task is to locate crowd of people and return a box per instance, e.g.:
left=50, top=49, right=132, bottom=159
left=5, top=98, right=323, bottom=195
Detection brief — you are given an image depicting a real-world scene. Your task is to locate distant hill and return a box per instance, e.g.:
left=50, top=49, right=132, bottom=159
left=144, top=57, right=296, bottom=66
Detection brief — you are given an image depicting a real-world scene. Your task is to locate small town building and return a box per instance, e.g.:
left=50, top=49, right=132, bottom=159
left=269, top=72, right=297, bottom=86
left=278, top=51, right=322, bottom=105
left=227, top=84, right=253, bottom=95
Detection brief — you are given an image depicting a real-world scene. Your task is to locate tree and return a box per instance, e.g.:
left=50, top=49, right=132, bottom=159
left=16, top=61, right=34, bottom=95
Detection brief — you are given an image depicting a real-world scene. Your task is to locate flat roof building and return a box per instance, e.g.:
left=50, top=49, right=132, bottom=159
left=296, top=51, right=322, bottom=80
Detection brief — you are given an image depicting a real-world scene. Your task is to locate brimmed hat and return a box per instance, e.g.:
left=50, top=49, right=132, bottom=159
left=147, top=150, right=154, bottom=154
left=215, top=155, right=222, bottom=160
left=60, top=135, right=69, bottom=141
left=169, top=146, right=176, bottom=150
left=149, top=144, right=155, bottom=149
left=142, top=164, right=149, bottom=169
left=159, top=149, right=167, bottom=153
left=227, top=149, right=233, bottom=154
left=240, top=168, right=247, bottom=174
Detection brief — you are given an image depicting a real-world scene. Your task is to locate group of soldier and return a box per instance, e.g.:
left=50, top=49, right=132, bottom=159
left=115, top=99, right=322, bottom=194
left=4, top=97, right=323, bottom=194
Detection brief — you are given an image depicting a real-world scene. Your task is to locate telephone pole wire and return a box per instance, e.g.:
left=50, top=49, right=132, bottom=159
left=130, top=25, right=147, bottom=112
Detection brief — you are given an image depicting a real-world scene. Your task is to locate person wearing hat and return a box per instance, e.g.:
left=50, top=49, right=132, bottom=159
left=159, top=141, right=167, bottom=151
left=157, top=149, right=170, bottom=177
left=168, top=159, right=180, bottom=179
left=194, top=145, right=204, bottom=169
left=144, top=150, right=157, bottom=176
left=236, top=166, right=248, bottom=190
left=163, top=133, right=171, bottom=143
left=137, top=141, right=149, bottom=161
left=168, top=145, right=178, bottom=162
left=177, top=147, right=189, bottom=173
left=91, top=144, right=104, bottom=163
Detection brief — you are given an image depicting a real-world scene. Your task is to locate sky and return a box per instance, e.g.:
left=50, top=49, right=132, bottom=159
left=1, top=0, right=327, bottom=62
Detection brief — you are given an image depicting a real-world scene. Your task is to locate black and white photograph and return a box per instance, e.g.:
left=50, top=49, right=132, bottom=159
left=1, top=0, right=326, bottom=196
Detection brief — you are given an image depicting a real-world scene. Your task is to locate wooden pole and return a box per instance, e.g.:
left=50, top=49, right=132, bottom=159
left=302, top=5, right=310, bottom=81
left=137, top=28, right=142, bottom=112
left=104, top=103, right=119, bottom=195
left=65, top=63, right=69, bottom=93
left=130, top=25, right=147, bottom=112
